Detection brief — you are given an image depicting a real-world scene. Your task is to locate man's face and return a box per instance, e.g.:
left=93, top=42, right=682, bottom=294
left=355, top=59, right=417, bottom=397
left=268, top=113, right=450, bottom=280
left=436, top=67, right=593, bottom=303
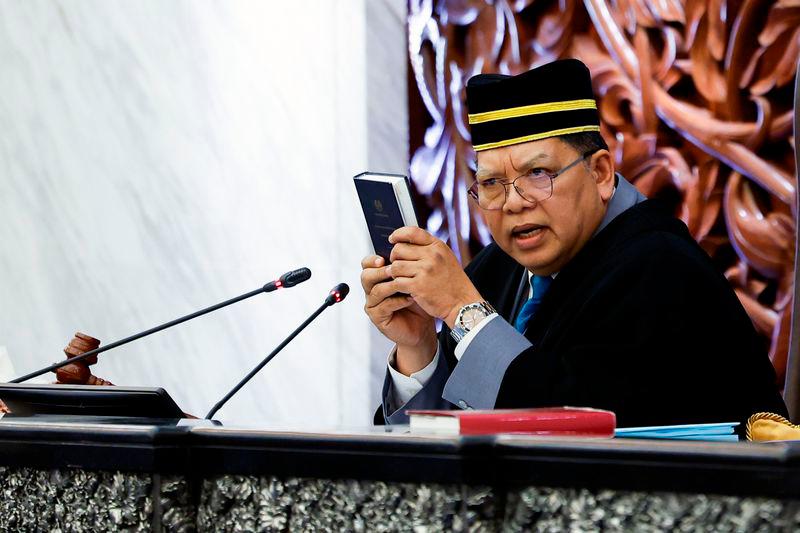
left=474, top=137, right=614, bottom=275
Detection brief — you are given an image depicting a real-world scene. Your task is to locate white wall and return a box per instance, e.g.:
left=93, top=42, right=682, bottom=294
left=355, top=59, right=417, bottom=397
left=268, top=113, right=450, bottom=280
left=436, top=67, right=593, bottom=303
left=0, top=0, right=408, bottom=427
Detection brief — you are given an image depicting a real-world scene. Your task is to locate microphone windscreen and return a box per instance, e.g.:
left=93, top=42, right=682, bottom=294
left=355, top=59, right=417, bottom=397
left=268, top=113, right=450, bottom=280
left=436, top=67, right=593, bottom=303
left=326, top=283, right=350, bottom=305
left=334, top=283, right=349, bottom=300
left=281, top=267, right=312, bottom=287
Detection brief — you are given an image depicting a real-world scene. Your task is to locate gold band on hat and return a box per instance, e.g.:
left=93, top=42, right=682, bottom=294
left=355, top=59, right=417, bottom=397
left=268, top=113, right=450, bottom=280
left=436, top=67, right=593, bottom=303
left=468, top=99, right=597, bottom=125
left=472, top=125, right=601, bottom=152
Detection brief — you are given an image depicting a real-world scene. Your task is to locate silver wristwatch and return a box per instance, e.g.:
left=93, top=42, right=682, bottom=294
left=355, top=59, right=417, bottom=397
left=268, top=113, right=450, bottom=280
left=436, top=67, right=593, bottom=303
left=450, top=301, right=496, bottom=343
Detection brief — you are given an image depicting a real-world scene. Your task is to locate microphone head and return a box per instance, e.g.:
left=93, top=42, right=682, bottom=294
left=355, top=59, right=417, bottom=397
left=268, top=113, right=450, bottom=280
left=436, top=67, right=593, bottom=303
left=325, top=283, right=350, bottom=306
left=280, top=267, right=312, bottom=288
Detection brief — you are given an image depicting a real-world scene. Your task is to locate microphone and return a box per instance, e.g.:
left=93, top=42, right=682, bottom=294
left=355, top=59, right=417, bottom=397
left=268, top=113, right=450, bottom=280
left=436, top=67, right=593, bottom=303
left=10, top=268, right=313, bottom=384
left=324, top=283, right=349, bottom=306
left=263, top=267, right=311, bottom=292
left=205, top=282, right=350, bottom=419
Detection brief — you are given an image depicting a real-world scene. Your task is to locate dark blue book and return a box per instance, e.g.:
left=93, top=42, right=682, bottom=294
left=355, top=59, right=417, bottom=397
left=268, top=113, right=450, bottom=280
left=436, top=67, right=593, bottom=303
left=354, top=172, right=419, bottom=262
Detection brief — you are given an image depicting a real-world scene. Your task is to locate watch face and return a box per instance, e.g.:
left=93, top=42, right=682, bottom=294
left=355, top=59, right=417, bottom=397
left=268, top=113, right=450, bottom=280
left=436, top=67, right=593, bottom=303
left=461, top=307, right=486, bottom=329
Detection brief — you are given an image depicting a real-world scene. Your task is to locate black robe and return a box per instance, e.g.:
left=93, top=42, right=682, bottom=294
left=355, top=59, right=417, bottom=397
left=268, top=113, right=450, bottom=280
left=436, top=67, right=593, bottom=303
left=378, top=200, right=787, bottom=427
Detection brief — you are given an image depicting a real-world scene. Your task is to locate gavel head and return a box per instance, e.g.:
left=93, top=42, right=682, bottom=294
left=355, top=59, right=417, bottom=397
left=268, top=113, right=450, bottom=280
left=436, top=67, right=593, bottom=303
left=55, top=332, right=114, bottom=386
left=63, top=332, right=101, bottom=365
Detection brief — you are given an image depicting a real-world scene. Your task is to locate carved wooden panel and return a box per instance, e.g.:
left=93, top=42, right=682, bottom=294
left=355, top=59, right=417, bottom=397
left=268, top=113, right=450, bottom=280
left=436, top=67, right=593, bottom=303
left=408, top=0, right=799, bottom=388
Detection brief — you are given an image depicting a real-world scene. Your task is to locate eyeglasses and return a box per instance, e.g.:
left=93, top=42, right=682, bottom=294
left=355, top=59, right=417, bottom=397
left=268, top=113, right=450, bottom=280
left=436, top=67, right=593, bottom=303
left=467, top=151, right=596, bottom=210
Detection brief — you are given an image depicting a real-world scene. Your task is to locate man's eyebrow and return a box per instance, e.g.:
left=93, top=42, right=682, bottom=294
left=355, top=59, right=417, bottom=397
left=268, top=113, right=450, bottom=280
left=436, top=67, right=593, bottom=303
left=512, top=153, right=551, bottom=172
left=474, top=167, right=502, bottom=180
left=475, top=152, right=551, bottom=179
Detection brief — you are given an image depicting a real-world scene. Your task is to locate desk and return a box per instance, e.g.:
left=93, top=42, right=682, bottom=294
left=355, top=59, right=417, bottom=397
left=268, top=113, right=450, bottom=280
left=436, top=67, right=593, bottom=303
left=0, top=418, right=799, bottom=531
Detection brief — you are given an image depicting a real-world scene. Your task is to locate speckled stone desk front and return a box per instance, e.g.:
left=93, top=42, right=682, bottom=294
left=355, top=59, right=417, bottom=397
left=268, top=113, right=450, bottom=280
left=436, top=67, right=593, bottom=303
left=3, top=467, right=800, bottom=532
left=0, top=467, right=194, bottom=532
left=0, top=467, right=154, bottom=531
left=196, top=477, right=496, bottom=532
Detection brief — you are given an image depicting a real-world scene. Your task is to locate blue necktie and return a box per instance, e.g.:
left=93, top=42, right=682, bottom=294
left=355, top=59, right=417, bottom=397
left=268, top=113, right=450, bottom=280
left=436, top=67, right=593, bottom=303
left=514, top=275, right=553, bottom=333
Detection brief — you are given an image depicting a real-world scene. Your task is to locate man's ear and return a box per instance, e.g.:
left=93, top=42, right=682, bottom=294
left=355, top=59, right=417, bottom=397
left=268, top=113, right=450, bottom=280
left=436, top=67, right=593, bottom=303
left=590, top=150, right=615, bottom=202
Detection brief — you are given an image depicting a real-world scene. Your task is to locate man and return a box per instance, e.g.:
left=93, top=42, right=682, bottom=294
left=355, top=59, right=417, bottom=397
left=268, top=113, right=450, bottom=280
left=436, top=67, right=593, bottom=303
left=361, top=59, right=787, bottom=426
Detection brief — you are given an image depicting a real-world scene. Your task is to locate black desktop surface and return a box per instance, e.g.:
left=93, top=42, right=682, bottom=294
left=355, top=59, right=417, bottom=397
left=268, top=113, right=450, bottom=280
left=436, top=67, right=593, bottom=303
left=0, top=416, right=800, bottom=497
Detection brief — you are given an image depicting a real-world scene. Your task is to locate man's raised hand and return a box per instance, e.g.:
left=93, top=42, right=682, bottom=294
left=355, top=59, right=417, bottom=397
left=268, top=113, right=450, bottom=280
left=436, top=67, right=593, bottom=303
left=360, top=254, right=437, bottom=374
left=387, top=227, right=483, bottom=329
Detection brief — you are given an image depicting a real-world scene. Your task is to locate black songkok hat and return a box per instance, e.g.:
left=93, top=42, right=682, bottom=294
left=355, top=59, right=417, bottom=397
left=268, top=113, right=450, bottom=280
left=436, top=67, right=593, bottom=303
left=466, top=59, right=600, bottom=152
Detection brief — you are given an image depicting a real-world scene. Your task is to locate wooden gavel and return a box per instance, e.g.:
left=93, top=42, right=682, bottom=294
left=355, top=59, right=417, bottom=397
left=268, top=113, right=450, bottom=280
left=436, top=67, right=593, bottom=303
left=0, top=332, right=112, bottom=414
left=55, top=332, right=114, bottom=386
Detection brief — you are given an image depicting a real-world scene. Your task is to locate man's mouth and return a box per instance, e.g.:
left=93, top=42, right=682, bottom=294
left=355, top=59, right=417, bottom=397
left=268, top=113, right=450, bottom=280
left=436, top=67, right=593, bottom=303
left=512, top=224, right=545, bottom=239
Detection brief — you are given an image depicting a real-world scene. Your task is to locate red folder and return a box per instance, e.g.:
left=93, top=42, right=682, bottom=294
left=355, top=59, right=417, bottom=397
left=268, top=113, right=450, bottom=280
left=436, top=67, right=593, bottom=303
left=407, top=407, right=616, bottom=437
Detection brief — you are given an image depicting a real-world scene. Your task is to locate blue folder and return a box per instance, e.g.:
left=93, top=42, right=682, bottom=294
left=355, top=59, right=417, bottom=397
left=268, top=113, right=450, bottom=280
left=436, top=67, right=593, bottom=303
left=614, top=422, right=739, bottom=442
